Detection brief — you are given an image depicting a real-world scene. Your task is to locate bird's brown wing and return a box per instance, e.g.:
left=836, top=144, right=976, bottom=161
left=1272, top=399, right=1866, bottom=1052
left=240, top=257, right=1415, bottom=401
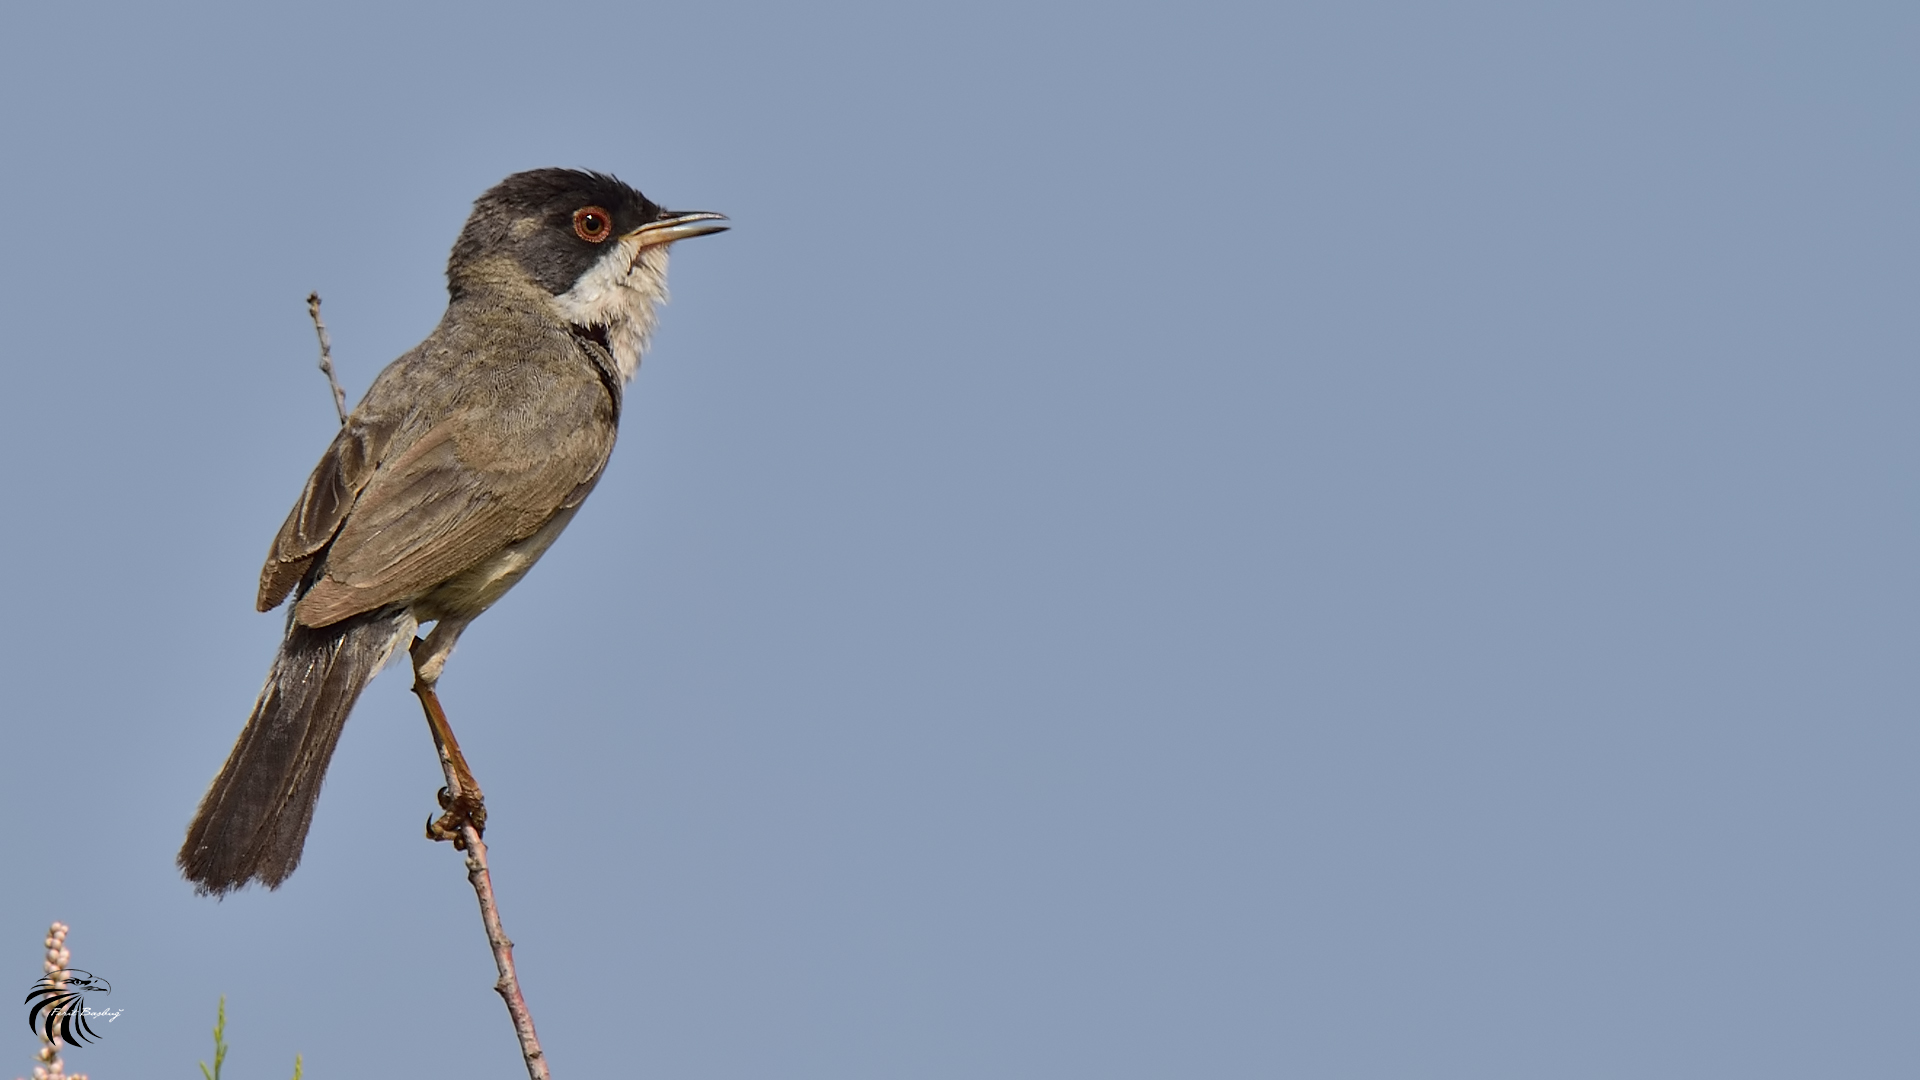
left=257, top=414, right=399, bottom=612
left=286, top=403, right=614, bottom=629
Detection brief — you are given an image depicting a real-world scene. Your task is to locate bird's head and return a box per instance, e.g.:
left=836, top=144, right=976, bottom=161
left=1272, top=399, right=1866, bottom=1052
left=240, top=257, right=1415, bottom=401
left=447, top=168, right=727, bottom=380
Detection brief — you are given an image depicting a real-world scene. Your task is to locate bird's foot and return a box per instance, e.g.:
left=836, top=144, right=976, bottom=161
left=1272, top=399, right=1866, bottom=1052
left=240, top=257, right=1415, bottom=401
left=426, top=786, right=488, bottom=849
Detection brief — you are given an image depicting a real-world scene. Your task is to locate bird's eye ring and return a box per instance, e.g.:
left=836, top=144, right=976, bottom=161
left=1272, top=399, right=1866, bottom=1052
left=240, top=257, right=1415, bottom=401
left=573, top=207, right=613, bottom=243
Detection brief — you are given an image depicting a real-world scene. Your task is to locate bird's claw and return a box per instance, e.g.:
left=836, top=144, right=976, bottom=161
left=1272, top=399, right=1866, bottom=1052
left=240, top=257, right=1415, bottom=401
left=426, top=790, right=487, bottom=849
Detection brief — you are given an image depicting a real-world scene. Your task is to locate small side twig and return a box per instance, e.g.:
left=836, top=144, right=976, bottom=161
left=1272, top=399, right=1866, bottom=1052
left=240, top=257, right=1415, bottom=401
left=305, top=292, right=349, bottom=426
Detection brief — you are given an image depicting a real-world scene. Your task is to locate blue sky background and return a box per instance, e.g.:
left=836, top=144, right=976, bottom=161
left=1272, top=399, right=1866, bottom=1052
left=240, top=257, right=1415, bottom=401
left=1, top=2, right=1914, bottom=1076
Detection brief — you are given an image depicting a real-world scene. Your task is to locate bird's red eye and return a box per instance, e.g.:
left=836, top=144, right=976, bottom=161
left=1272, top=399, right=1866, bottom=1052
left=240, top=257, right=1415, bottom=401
left=573, top=207, right=612, bottom=243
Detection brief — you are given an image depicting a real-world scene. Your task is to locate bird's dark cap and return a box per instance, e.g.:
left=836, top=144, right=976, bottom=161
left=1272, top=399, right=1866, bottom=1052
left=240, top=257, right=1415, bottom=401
left=447, top=168, right=664, bottom=298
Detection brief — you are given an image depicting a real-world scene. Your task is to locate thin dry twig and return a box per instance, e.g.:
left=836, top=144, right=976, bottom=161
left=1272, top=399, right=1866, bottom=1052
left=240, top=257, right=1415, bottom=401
left=458, top=823, right=549, bottom=1079
left=305, top=292, right=349, bottom=426
left=417, top=681, right=548, bottom=1079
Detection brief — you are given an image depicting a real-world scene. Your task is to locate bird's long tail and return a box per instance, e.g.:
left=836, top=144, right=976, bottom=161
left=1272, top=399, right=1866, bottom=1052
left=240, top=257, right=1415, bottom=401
left=179, top=607, right=415, bottom=895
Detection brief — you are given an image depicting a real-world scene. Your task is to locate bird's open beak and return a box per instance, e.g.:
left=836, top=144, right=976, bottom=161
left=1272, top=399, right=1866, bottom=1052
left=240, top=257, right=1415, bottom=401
left=625, top=211, right=729, bottom=249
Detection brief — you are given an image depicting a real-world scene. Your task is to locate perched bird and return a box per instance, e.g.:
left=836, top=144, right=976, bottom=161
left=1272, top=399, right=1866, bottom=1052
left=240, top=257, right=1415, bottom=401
left=179, top=169, right=727, bottom=896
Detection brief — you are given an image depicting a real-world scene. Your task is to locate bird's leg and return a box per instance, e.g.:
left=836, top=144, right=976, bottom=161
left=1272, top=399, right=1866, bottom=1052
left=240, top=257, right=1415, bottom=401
left=411, top=634, right=487, bottom=848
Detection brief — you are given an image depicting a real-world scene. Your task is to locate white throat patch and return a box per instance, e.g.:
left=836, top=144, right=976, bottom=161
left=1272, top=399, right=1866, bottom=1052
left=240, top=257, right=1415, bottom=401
left=550, top=237, right=670, bottom=382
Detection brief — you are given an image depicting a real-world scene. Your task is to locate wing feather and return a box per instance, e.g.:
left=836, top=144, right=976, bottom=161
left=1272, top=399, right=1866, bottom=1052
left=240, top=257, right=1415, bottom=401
left=257, top=415, right=396, bottom=611
left=292, top=399, right=613, bottom=628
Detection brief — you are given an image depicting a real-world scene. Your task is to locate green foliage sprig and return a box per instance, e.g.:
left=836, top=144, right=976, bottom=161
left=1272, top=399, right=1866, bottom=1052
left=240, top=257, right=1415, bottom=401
left=198, top=996, right=302, bottom=1080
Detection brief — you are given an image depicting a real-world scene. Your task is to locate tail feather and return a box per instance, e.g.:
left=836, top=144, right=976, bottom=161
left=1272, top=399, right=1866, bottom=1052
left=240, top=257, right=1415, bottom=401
left=179, top=608, right=414, bottom=895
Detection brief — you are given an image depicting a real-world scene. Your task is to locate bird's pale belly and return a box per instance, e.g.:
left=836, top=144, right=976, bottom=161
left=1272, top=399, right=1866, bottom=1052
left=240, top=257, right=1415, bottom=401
left=411, top=505, right=582, bottom=624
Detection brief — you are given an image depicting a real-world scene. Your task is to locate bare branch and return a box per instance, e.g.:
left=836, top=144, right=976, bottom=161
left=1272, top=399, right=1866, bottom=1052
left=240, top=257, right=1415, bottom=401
left=459, top=829, right=548, bottom=1079
left=414, top=670, right=550, bottom=1080
left=305, top=292, right=349, bottom=426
